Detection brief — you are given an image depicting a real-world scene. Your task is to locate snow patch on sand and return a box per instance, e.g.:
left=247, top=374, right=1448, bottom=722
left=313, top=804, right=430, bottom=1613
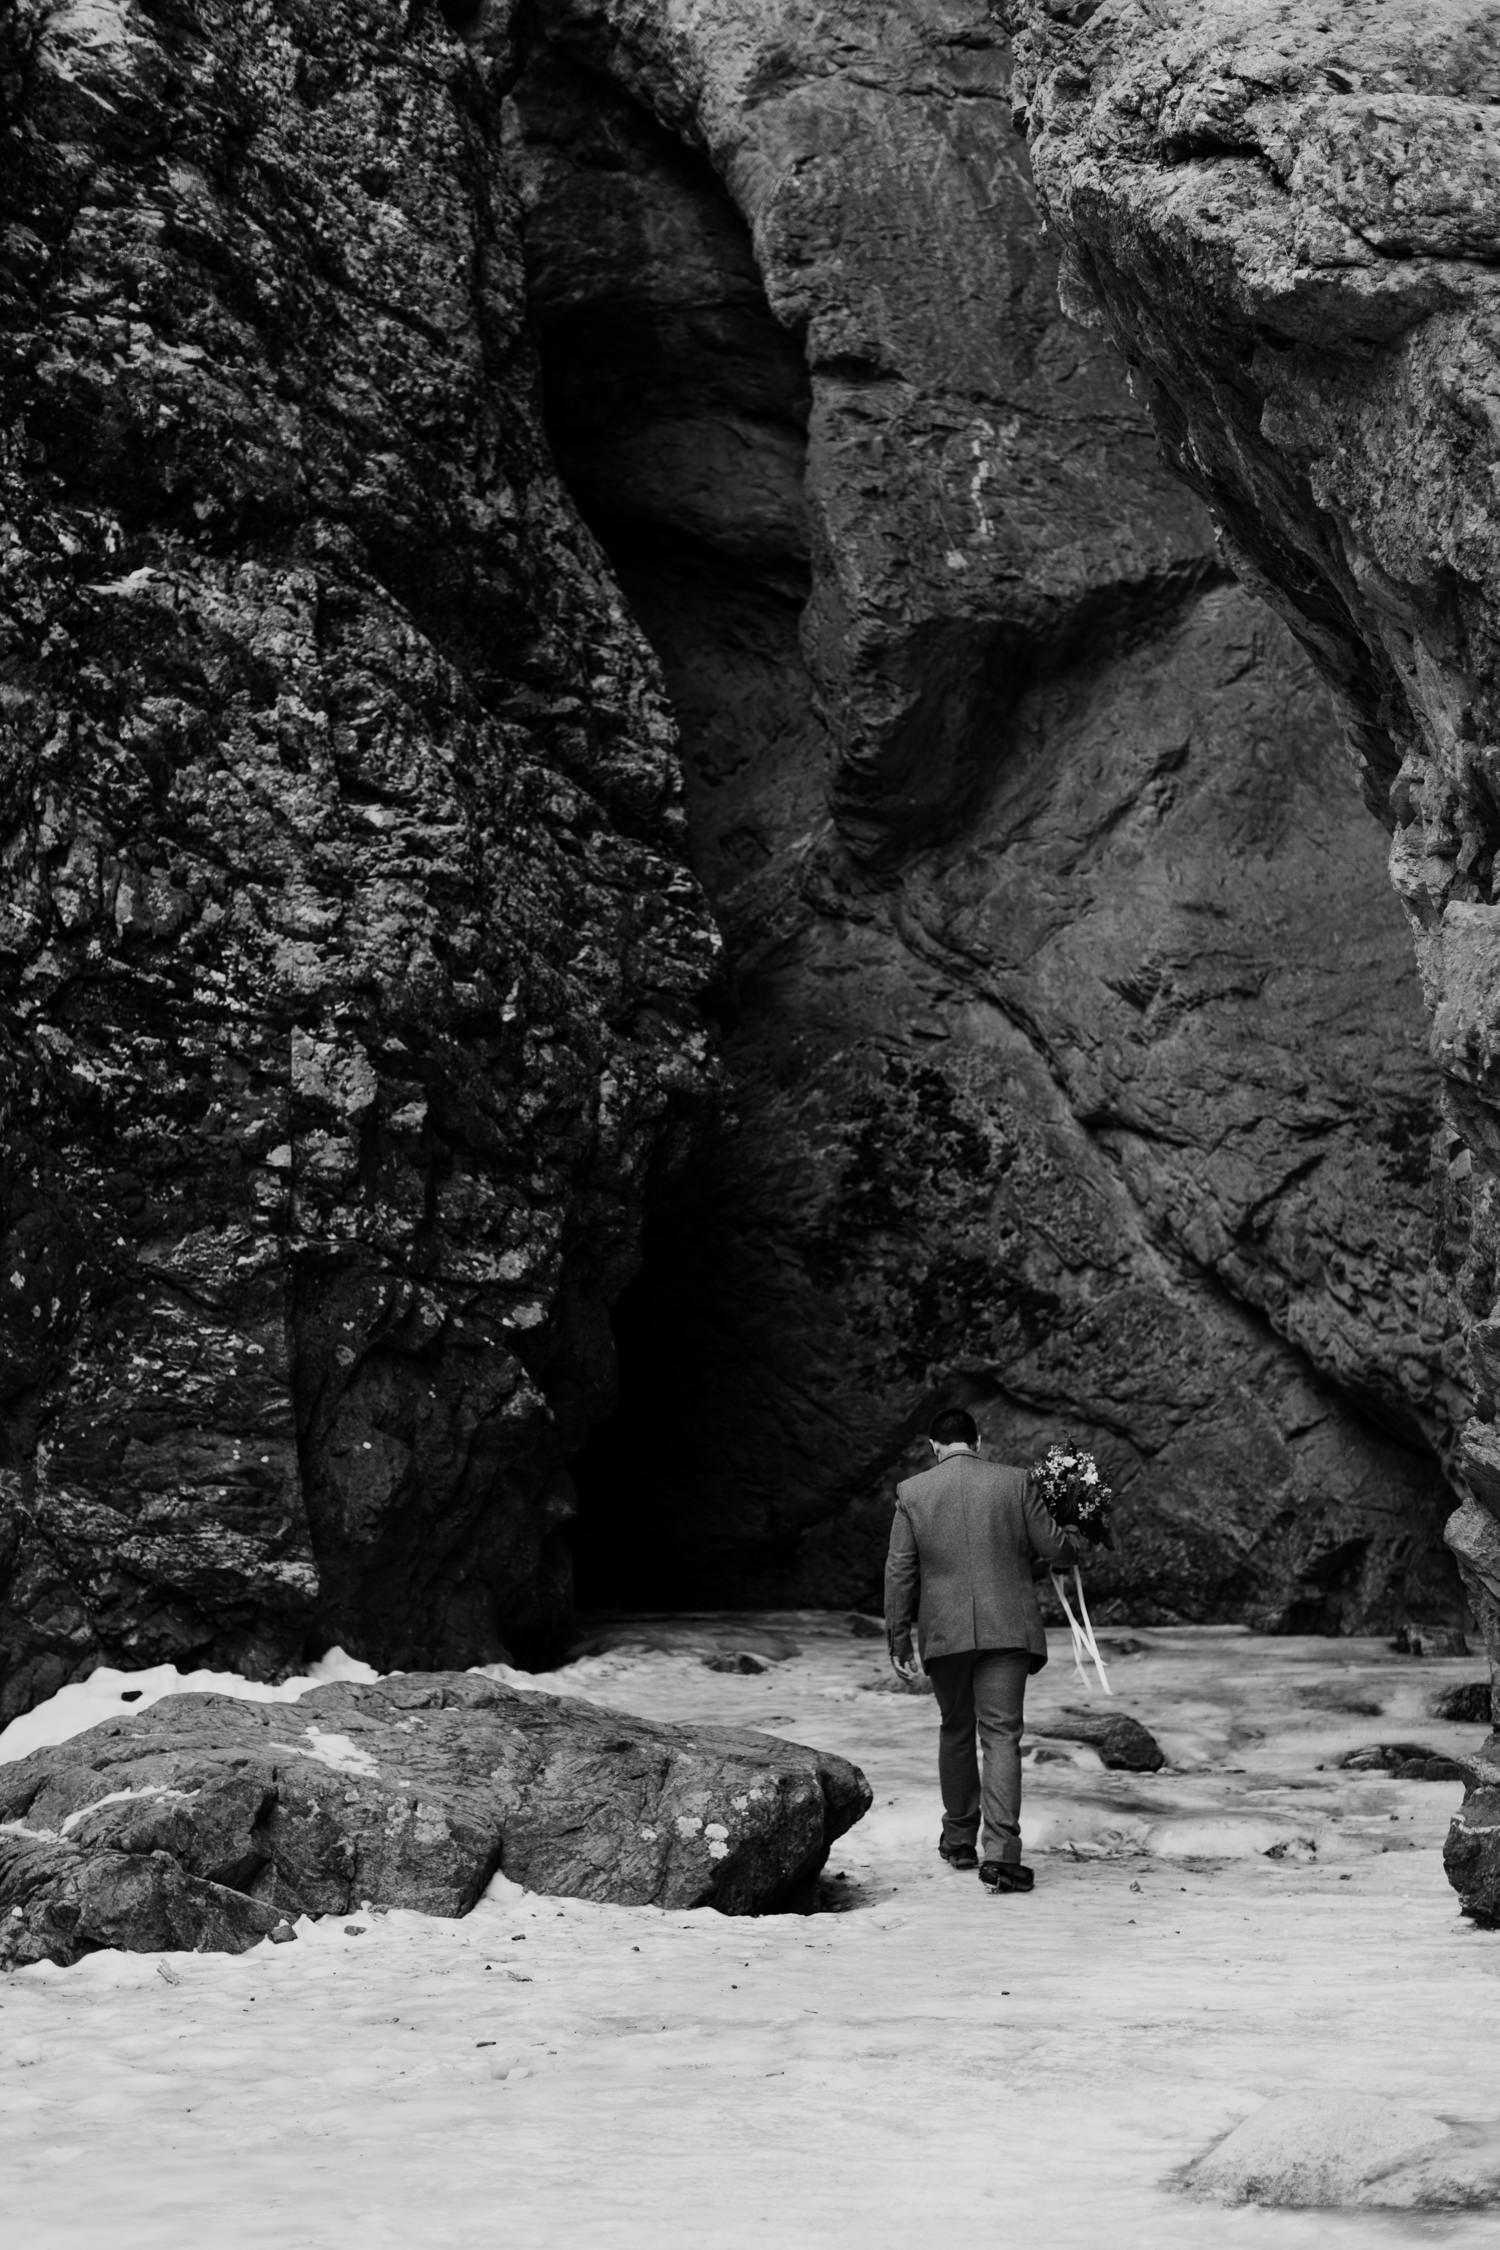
left=0, top=1621, right=1493, bottom=2246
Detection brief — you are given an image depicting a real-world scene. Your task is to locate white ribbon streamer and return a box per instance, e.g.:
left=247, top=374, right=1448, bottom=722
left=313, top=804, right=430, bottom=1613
left=1051, top=1565, right=1113, bottom=1696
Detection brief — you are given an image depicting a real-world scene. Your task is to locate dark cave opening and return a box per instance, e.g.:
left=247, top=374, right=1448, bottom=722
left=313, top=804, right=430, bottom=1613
left=567, top=1254, right=690, bottom=1615
left=507, top=39, right=826, bottom=1618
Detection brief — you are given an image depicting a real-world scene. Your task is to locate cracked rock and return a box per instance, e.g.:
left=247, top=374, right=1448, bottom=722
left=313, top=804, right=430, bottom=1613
left=0, top=1672, right=872, bottom=1962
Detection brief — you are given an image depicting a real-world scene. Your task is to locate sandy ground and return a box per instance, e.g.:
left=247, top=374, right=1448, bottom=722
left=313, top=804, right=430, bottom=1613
left=3, top=1619, right=1499, bottom=2249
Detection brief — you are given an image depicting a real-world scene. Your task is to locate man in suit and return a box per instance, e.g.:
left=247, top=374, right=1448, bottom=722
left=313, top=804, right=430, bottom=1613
left=884, top=1406, right=1080, bottom=1893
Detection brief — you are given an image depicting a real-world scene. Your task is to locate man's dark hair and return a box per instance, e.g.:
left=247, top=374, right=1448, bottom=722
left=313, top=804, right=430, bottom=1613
left=928, top=1406, right=978, bottom=1447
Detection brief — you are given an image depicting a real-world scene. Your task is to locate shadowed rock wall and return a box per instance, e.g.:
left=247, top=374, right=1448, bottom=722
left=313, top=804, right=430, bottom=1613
left=0, top=0, right=718, bottom=1715
left=1002, top=0, right=1500, bottom=1682
left=511, top=2, right=1468, bottom=1628
left=0, top=0, right=1477, bottom=1720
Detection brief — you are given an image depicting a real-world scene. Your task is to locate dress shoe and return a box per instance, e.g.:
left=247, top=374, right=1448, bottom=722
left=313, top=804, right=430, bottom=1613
left=938, top=1840, right=979, bottom=1869
left=978, top=1859, right=1035, bottom=1893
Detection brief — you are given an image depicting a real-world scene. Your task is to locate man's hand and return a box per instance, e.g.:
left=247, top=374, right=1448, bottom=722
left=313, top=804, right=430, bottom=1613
left=889, top=1630, right=920, bottom=1682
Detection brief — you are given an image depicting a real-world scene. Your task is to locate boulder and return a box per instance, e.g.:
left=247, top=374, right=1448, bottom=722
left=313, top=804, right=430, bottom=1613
left=516, top=0, right=1467, bottom=1633
left=1185, top=2091, right=1500, bottom=2210
left=1299, top=1683, right=1384, bottom=1718
left=0, top=1673, right=871, bottom=1962
left=1393, top=1624, right=1469, bottom=1659
left=1435, top=1682, right=1494, bottom=1725
left=1444, top=1760, right=1500, bottom=1925
left=1337, top=1744, right=1469, bottom=1783
left=1035, top=1707, right=1165, bottom=1773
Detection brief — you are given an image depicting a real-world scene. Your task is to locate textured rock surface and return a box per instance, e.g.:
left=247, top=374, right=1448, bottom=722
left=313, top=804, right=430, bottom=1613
left=1036, top=1706, right=1164, bottom=1772
left=0, top=1670, right=871, bottom=1960
left=1185, top=2091, right=1499, bottom=2211
left=1434, top=1681, right=1494, bottom=1726
left=0, top=0, right=717, bottom=1714
left=1446, top=1756, right=1500, bottom=1925
left=0, top=1827, right=283, bottom=1968
left=1003, top=0, right=1500, bottom=1888
left=1337, top=1743, right=1469, bottom=1783
left=513, top=0, right=1467, bottom=1627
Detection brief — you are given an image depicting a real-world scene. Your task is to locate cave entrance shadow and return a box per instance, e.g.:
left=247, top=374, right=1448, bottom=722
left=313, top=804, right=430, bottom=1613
left=568, top=1255, right=695, bottom=1616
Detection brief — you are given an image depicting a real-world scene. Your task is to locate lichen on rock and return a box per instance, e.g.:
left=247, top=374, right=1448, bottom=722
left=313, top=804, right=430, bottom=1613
left=0, top=1671, right=872, bottom=1959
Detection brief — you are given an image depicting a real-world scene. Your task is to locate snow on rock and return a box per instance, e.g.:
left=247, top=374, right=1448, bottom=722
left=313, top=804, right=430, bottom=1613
left=1187, top=2092, right=1453, bottom=2205
left=1185, top=2089, right=1500, bottom=2210
left=0, top=1648, right=380, bottom=1765
left=295, top=1729, right=382, bottom=1779
left=0, top=1670, right=871, bottom=1962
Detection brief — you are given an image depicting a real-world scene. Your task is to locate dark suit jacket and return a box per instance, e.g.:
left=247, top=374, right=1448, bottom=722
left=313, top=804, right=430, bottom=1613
left=884, top=1451, right=1080, bottom=1671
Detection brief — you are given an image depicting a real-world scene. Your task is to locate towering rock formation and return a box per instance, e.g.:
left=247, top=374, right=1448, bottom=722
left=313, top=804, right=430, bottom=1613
left=512, top=0, right=1467, bottom=1626
left=0, top=0, right=718, bottom=1714
left=1002, top=0, right=1500, bottom=1681
left=0, top=0, right=1477, bottom=1727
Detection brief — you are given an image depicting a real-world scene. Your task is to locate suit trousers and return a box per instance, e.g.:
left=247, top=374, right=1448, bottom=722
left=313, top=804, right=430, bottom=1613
left=924, top=1647, right=1031, bottom=1864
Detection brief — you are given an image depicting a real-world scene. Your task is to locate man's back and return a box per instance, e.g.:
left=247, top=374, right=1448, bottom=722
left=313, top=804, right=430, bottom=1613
left=886, top=1450, right=1076, bottom=1668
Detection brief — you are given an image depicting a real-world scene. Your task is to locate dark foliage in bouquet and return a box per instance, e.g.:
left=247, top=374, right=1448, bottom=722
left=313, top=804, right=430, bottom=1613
left=1030, top=1439, right=1114, bottom=1549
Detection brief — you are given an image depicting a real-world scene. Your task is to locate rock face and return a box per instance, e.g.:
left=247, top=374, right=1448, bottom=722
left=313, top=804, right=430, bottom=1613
left=0, top=0, right=1477, bottom=1703
left=0, top=0, right=717, bottom=1716
left=1001, top=0, right=1500, bottom=1888
left=511, top=0, right=1467, bottom=1628
left=0, top=1671, right=872, bottom=1961
left=1445, top=1754, right=1500, bottom=1925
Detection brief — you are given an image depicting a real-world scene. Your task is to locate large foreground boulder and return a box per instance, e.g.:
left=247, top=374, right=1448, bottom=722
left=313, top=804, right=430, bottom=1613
left=0, top=1674, right=871, bottom=1964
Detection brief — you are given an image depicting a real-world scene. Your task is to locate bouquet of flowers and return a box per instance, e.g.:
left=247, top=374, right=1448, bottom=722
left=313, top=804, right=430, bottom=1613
left=1031, top=1439, right=1115, bottom=1695
left=1030, top=1440, right=1114, bottom=1549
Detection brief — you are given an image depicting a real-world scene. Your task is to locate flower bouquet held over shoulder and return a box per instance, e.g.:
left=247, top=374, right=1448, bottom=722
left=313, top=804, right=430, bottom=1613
left=1030, top=1440, right=1114, bottom=1549
left=1030, top=1440, right=1115, bottom=1695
